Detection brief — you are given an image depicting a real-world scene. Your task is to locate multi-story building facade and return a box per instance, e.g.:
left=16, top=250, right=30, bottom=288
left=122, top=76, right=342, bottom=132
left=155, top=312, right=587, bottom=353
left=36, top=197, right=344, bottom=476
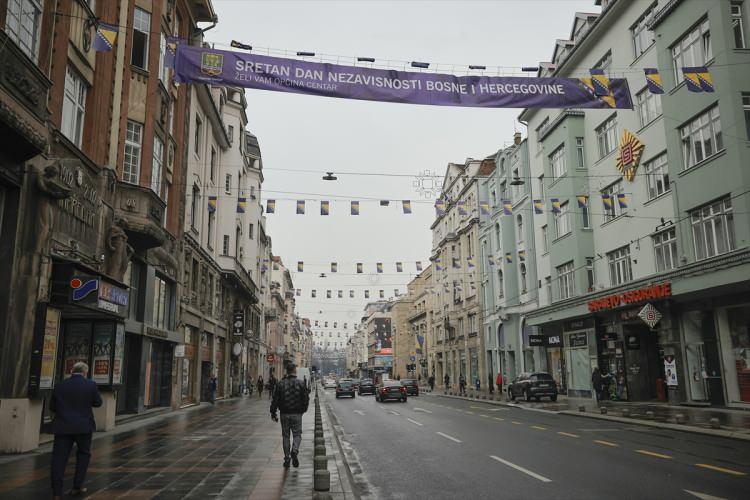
left=346, top=325, right=369, bottom=377
left=405, top=266, right=433, bottom=380
left=430, top=159, right=491, bottom=391
left=479, top=135, right=542, bottom=389
left=363, top=301, right=394, bottom=380
left=391, top=296, right=414, bottom=379
left=518, top=0, right=750, bottom=406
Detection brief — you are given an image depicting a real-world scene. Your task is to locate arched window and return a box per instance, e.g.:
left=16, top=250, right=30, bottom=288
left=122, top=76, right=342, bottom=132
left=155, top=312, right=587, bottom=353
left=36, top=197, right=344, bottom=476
left=520, top=263, right=527, bottom=293
left=495, top=223, right=501, bottom=247
left=497, top=270, right=504, bottom=298
left=516, top=214, right=524, bottom=242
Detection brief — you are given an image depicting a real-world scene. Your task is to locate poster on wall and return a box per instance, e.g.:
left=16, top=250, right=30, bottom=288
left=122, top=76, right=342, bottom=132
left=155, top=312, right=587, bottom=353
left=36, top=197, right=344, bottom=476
left=664, top=355, right=678, bottom=387
left=374, top=318, right=392, bottom=353
left=92, top=323, right=114, bottom=384
left=111, top=323, right=125, bottom=385
left=63, top=322, right=91, bottom=378
left=40, top=307, right=61, bottom=389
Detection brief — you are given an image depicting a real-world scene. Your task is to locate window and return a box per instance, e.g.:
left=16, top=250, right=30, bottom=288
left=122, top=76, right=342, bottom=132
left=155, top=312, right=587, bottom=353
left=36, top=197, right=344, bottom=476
left=207, top=212, right=215, bottom=249
left=537, top=175, right=545, bottom=199
left=499, top=181, right=507, bottom=202
left=632, top=5, right=656, bottom=58
left=250, top=185, right=256, bottom=199
left=5, top=0, right=42, bottom=61
left=581, top=199, right=590, bottom=228
left=680, top=106, right=722, bottom=169
left=672, top=19, right=711, bottom=83
left=519, top=263, right=527, bottom=294
left=645, top=153, right=670, bottom=199
left=168, top=100, right=175, bottom=136
left=61, top=67, right=87, bottom=147
left=495, top=223, right=501, bottom=247
left=153, top=275, right=174, bottom=330
left=586, top=257, right=595, bottom=292
left=557, top=261, right=575, bottom=300
left=549, top=145, right=567, bottom=179
left=607, top=245, right=633, bottom=286
left=732, top=3, right=746, bottom=49
left=131, top=8, right=151, bottom=69
left=636, top=87, right=662, bottom=127
left=225, top=174, right=232, bottom=193
left=190, top=184, right=199, bottom=229
left=516, top=214, right=524, bottom=242
left=210, top=147, right=217, bottom=182
left=541, top=225, right=548, bottom=253
left=535, top=118, right=549, bottom=151
left=596, top=115, right=618, bottom=159
left=595, top=50, right=612, bottom=70
left=249, top=223, right=254, bottom=240
left=152, top=135, right=164, bottom=196
left=602, top=180, right=624, bottom=222
left=497, top=270, right=504, bottom=298
left=159, top=32, right=169, bottom=83
left=576, top=137, right=585, bottom=168
left=194, top=115, right=202, bottom=157
left=512, top=167, right=522, bottom=198
left=222, top=235, right=230, bottom=255
left=691, top=197, right=735, bottom=260
left=744, top=93, right=750, bottom=140
left=490, top=190, right=496, bottom=208
left=653, top=229, right=678, bottom=272
left=123, top=121, right=143, bottom=184
left=545, top=276, right=552, bottom=302
left=554, top=201, right=570, bottom=238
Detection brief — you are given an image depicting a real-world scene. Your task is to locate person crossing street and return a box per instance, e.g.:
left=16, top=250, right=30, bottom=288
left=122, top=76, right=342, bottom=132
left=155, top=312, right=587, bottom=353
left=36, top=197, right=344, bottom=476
left=270, top=364, right=310, bottom=468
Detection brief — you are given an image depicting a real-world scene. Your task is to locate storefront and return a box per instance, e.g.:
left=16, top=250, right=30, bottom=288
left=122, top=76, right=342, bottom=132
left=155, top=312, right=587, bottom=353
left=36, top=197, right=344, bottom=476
left=216, top=336, right=226, bottom=398
left=200, top=331, right=213, bottom=401
left=181, top=326, right=198, bottom=405
left=562, top=319, right=596, bottom=398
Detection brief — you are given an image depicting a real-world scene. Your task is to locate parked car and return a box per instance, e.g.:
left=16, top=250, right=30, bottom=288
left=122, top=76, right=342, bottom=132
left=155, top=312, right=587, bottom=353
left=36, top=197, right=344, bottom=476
left=335, top=380, right=356, bottom=398
left=358, top=379, right=376, bottom=395
left=507, top=372, right=558, bottom=402
left=324, top=378, right=337, bottom=389
left=376, top=380, right=407, bottom=403
left=400, top=379, right=419, bottom=396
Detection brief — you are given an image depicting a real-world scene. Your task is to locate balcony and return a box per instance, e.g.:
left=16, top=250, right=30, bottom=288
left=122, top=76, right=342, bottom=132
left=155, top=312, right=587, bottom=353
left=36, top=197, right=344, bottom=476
left=219, top=256, right=259, bottom=304
left=114, top=181, right=167, bottom=250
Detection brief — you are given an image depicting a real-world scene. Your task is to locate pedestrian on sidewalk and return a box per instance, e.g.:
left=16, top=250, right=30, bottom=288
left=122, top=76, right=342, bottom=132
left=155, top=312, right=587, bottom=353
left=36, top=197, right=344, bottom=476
left=270, top=363, right=310, bottom=468
left=428, top=374, right=435, bottom=391
left=459, top=374, right=466, bottom=396
left=49, top=362, right=102, bottom=500
left=444, top=374, right=450, bottom=393
left=257, top=375, right=264, bottom=398
left=268, top=374, right=277, bottom=400
left=475, top=378, right=481, bottom=392
left=488, top=373, right=494, bottom=394
left=592, top=367, right=602, bottom=403
left=209, top=374, right=218, bottom=404
left=496, top=373, right=503, bottom=399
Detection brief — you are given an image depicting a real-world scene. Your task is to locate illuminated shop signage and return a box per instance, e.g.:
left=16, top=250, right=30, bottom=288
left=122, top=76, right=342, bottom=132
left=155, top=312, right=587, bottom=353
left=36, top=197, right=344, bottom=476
left=588, top=282, right=671, bottom=313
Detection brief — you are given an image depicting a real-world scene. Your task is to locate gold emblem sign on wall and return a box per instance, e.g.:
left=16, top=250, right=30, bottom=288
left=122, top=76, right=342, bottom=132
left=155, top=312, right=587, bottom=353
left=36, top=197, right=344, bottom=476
left=615, top=129, right=645, bottom=182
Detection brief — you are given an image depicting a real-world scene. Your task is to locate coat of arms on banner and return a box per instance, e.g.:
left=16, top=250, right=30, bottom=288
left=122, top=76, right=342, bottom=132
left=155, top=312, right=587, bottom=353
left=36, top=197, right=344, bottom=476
left=638, top=303, right=662, bottom=329
left=615, top=129, right=645, bottom=181
left=201, top=52, right=224, bottom=76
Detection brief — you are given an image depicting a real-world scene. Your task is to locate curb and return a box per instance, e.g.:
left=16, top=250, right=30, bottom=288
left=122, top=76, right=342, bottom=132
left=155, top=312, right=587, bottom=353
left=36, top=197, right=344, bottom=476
left=316, top=388, right=362, bottom=499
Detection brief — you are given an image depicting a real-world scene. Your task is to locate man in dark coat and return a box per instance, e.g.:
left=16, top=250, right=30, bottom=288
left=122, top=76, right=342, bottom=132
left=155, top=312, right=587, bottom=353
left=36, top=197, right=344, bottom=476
left=592, top=367, right=603, bottom=403
left=270, top=364, right=309, bottom=468
left=50, top=362, right=103, bottom=499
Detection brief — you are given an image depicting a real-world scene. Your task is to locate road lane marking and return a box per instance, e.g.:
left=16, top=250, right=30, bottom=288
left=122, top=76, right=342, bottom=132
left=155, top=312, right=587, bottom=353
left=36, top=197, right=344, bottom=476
left=480, top=414, right=489, bottom=418
left=465, top=411, right=475, bottom=415
left=685, top=490, right=728, bottom=500
left=511, top=421, right=523, bottom=425
left=531, top=425, right=547, bottom=431
left=489, top=455, right=552, bottom=483
left=594, top=440, right=618, bottom=447
left=694, top=464, right=746, bottom=476
left=436, top=432, right=462, bottom=443
left=470, top=406, right=483, bottom=409
left=494, top=417, right=505, bottom=421
left=353, top=410, right=365, bottom=416
left=635, top=450, right=672, bottom=460
left=557, top=432, right=580, bottom=438
left=413, top=407, right=432, bottom=413
left=407, top=418, right=424, bottom=427
left=389, top=410, right=400, bottom=415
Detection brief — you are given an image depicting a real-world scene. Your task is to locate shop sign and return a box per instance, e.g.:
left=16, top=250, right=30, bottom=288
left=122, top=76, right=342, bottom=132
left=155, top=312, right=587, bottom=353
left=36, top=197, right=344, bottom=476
left=528, top=335, right=546, bottom=347
left=40, top=307, right=61, bottom=389
left=629, top=363, right=641, bottom=375
left=112, top=324, right=125, bottom=385
left=146, top=326, right=168, bottom=339
left=232, top=343, right=243, bottom=356
left=174, top=344, right=186, bottom=358
left=664, top=355, right=678, bottom=387
left=233, top=309, right=245, bottom=336
left=266, top=353, right=275, bottom=363
left=587, top=282, right=671, bottom=313
left=568, top=332, right=587, bottom=348
left=547, top=335, right=563, bottom=347
left=69, top=276, right=129, bottom=317
left=563, top=318, right=594, bottom=331
left=615, top=129, right=645, bottom=181
left=638, top=303, right=662, bottom=329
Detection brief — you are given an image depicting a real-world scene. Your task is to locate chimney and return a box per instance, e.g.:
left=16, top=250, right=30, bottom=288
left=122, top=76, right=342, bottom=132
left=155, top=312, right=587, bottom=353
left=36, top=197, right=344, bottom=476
left=513, top=132, right=522, bottom=146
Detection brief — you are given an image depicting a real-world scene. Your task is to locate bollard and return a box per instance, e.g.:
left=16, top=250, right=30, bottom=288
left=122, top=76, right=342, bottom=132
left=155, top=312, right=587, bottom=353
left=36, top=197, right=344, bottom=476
left=675, top=414, right=687, bottom=425
left=314, top=437, right=325, bottom=447
left=710, top=417, right=720, bottom=429
left=314, top=470, right=331, bottom=492
left=622, top=408, right=630, bottom=418
left=313, top=492, right=333, bottom=500
left=314, top=444, right=326, bottom=456
left=645, top=411, right=654, bottom=420
left=315, top=430, right=324, bottom=439
left=314, top=455, right=328, bottom=471
left=600, top=406, right=607, bottom=415
left=578, top=405, right=586, bottom=412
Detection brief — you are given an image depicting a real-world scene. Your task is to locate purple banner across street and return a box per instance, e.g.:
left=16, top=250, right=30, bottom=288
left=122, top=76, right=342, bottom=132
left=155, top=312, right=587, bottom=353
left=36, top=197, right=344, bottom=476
left=174, top=45, right=633, bottom=109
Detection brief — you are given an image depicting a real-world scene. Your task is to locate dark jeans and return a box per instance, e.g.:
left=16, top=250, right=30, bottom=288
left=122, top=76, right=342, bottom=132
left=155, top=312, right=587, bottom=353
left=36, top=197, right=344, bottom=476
left=51, top=433, right=92, bottom=496
left=280, top=413, right=303, bottom=459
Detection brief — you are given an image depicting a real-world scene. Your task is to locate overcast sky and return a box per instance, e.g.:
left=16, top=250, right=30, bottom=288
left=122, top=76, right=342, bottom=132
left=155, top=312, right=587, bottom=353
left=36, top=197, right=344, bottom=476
left=207, top=0, right=596, bottom=340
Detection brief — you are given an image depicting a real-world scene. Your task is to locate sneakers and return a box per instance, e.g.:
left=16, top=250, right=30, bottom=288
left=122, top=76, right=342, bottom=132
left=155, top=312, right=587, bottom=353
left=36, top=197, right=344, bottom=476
left=291, top=451, right=299, bottom=468
left=283, top=458, right=291, bottom=468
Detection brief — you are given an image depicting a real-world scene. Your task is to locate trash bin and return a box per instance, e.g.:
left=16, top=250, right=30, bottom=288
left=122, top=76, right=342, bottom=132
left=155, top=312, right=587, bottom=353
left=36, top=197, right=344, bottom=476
left=655, top=377, right=666, bottom=402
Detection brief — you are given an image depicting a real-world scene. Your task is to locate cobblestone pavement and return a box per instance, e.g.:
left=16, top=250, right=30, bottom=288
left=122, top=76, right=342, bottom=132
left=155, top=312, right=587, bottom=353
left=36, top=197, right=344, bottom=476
left=0, top=397, right=316, bottom=499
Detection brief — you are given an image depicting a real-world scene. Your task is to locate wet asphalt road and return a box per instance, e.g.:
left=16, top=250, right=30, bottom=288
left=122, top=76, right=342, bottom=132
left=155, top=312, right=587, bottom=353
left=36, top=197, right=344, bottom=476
left=325, top=389, right=750, bottom=500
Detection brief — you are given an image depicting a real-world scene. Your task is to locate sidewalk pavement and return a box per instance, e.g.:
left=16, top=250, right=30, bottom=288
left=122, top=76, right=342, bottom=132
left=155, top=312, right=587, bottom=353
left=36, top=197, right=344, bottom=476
left=422, top=389, right=750, bottom=441
left=0, top=395, right=323, bottom=499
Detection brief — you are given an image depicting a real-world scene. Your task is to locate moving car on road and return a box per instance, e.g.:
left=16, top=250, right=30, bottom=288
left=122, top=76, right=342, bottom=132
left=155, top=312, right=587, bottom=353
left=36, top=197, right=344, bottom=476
left=324, top=378, right=337, bottom=389
left=336, top=380, right=356, bottom=398
left=400, top=379, right=419, bottom=396
left=376, top=380, right=407, bottom=403
left=358, top=379, right=376, bottom=395
left=507, top=372, right=558, bottom=402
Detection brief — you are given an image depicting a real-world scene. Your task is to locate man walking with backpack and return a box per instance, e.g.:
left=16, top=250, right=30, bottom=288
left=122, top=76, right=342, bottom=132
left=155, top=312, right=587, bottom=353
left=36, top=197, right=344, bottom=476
left=271, top=364, right=309, bottom=468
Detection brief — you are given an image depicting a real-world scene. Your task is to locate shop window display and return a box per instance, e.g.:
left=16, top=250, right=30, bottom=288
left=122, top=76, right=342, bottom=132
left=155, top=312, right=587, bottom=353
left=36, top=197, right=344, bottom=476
left=726, top=306, right=750, bottom=402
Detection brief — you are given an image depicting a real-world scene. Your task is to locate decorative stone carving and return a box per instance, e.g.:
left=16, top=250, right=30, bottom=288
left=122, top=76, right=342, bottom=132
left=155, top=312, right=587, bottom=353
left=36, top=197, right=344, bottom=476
left=104, top=218, right=134, bottom=281
left=36, top=163, right=72, bottom=255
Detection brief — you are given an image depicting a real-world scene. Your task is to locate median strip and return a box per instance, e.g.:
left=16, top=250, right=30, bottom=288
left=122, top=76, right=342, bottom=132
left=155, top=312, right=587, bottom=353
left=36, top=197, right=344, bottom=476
left=635, top=449, right=672, bottom=460
left=694, top=464, right=746, bottom=476
left=436, top=432, right=462, bottom=443
left=490, top=455, right=552, bottom=483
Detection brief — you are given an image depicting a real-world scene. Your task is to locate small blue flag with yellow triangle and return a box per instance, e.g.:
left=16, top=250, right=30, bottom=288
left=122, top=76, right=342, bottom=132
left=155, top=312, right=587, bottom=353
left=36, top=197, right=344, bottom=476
left=644, top=68, right=664, bottom=94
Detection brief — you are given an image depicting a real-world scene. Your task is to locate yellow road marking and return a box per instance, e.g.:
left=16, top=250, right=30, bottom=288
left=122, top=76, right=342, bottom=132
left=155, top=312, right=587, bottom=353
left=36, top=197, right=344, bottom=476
left=635, top=449, right=672, bottom=459
left=557, top=432, right=579, bottom=438
left=594, top=440, right=619, bottom=447
left=512, top=421, right=523, bottom=425
left=494, top=417, right=505, bottom=421
left=531, top=426, right=547, bottom=431
left=695, top=464, right=746, bottom=476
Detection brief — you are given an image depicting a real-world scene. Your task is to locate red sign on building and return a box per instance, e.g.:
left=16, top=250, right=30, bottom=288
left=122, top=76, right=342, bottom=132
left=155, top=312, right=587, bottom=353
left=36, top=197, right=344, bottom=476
left=588, top=282, right=671, bottom=312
